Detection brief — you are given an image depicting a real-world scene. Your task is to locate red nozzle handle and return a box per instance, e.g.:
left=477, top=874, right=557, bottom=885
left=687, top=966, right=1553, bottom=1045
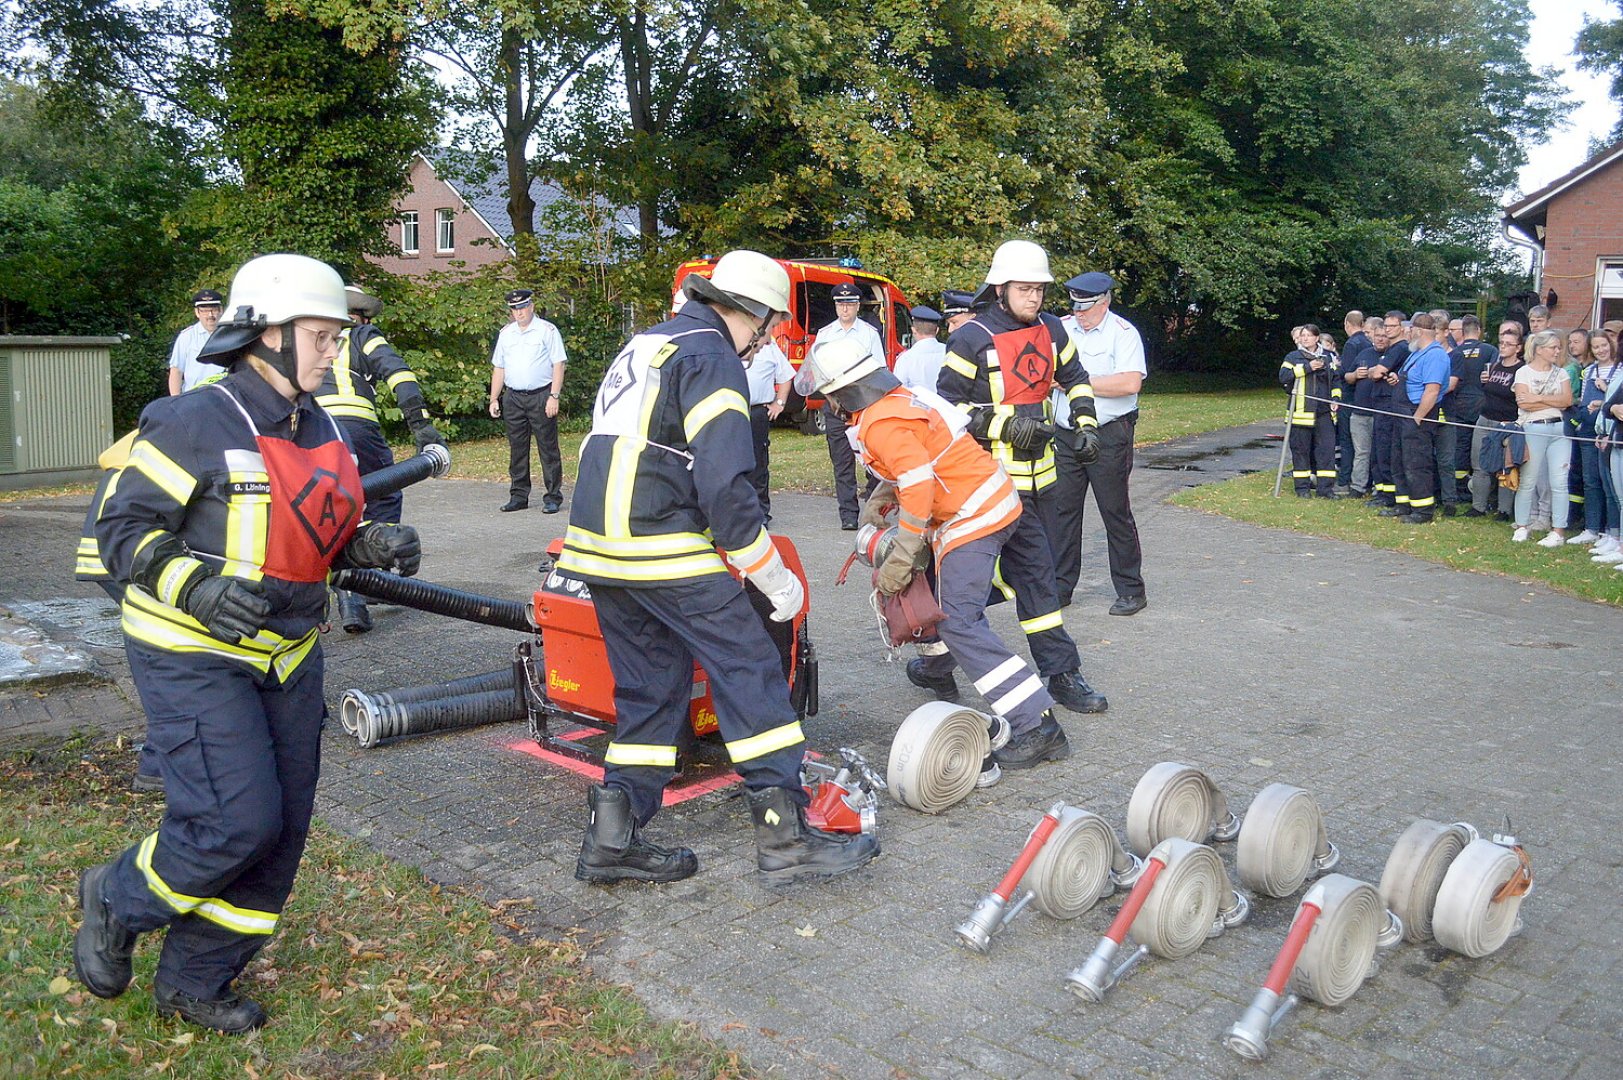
left=1262, top=901, right=1323, bottom=995
left=993, top=807, right=1064, bottom=901
left=1101, top=852, right=1168, bottom=945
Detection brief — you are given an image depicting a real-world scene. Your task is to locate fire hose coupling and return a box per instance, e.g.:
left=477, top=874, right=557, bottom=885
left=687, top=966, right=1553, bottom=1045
left=1223, top=874, right=1395, bottom=1060
left=1236, top=782, right=1340, bottom=898
left=1125, top=762, right=1239, bottom=857
left=954, top=801, right=1067, bottom=953
left=1378, top=818, right=1529, bottom=956
left=803, top=748, right=885, bottom=836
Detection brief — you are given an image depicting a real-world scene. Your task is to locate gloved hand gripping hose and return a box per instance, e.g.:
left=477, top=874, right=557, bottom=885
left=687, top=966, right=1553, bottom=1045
left=1125, top=762, right=1240, bottom=857
left=1378, top=818, right=1479, bottom=944
left=887, top=702, right=992, bottom=814
left=1235, top=782, right=1340, bottom=897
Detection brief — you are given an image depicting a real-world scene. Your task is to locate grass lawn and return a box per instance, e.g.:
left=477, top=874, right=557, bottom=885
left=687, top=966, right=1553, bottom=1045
left=1172, top=470, right=1623, bottom=607
left=0, top=736, right=744, bottom=1079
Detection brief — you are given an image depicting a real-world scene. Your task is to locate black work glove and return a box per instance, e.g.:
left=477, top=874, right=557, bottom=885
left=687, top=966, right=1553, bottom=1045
left=407, top=414, right=444, bottom=452
left=1071, top=425, right=1101, bottom=465
left=1005, top=414, right=1055, bottom=450
left=966, top=408, right=994, bottom=440
left=179, top=575, right=271, bottom=645
left=345, top=522, right=422, bottom=576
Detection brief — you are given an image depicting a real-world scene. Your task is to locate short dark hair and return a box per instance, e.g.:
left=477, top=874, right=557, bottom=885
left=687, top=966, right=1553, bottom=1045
left=1301, top=322, right=1320, bottom=338
left=1410, top=312, right=1436, bottom=331
left=1384, top=310, right=1406, bottom=322
left=1460, top=314, right=1480, bottom=334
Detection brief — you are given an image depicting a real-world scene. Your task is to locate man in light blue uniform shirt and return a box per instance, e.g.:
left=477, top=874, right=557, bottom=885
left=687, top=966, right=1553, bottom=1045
left=489, top=289, right=568, bottom=513
left=810, top=282, right=885, bottom=529
left=1047, top=272, right=1149, bottom=615
left=892, top=306, right=946, bottom=392
left=167, top=290, right=224, bottom=395
left=745, top=337, right=795, bottom=521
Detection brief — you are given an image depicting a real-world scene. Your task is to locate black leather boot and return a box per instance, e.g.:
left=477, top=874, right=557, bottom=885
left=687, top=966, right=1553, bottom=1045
left=993, top=711, right=1072, bottom=770
left=1048, top=671, right=1108, bottom=714
left=154, top=984, right=267, bottom=1034
left=747, top=786, right=880, bottom=885
left=905, top=658, right=959, bottom=702
left=337, top=590, right=372, bottom=634
left=73, top=862, right=138, bottom=999
left=575, top=785, right=698, bottom=884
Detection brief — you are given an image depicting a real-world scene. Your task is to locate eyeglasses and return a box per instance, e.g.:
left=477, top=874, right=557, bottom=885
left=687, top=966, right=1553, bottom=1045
left=294, top=323, right=340, bottom=352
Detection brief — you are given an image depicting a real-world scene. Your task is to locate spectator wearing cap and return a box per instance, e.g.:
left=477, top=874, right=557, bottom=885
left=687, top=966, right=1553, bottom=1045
left=940, top=290, right=976, bottom=335
left=167, top=290, right=225, bottom=395
left=489, top=289, right=568, bottom=513
left=892, top=305, right=947, bottom=392
left=809, top=281, right=885, bottom=529
left=1049, top=271, right=1148, bottom=615
left=744, top=333, right=795, bottom=522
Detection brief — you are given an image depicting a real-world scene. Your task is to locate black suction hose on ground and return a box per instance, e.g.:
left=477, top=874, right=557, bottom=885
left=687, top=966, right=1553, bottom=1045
left=339, top=668, right=517, bottom=736
left=349, top=687, right=527, bottom=748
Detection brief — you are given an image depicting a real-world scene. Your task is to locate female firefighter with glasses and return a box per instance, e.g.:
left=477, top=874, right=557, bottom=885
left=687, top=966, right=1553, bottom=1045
left=71, top=254, right=422, bottom=1034
left=802, top=337, right=1070, bottom=777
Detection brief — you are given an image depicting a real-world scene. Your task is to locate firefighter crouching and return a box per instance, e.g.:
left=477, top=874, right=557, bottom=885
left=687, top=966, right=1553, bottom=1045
left=71, top=254, right=423, bottom=1033
left=806, top=338, right=1072, bottom=774
left=557, top=249, right=880, bottom=886
left=319, top=284, right=444, bottom=633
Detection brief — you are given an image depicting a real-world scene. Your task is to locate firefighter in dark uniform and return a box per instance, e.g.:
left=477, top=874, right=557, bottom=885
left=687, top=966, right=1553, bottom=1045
left=559, top=249, right=879, bottom=886
left=1368, top=311, right=1411, bottom=511
left=1278, top=325, right=1338, bottom=497
left=932, top=239, right=1108, bottom=716
left=318, top=285, right=443, bottom=633
left=70, top=254, right=423, bottom=1033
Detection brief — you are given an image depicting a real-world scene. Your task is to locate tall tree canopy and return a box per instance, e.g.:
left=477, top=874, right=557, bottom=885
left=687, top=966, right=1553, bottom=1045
left=1577, top=0, right=1623, bottom=144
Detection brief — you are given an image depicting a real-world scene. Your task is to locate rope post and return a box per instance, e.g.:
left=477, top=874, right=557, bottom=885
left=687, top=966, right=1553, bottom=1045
left=1273, top=376, right=1297, bottom=498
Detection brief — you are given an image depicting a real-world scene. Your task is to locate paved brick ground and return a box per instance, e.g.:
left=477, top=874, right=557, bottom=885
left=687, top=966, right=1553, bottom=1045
left=4, top=422, right=1619, bottom=1079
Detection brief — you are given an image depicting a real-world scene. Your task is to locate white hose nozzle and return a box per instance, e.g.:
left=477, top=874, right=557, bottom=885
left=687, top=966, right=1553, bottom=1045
left=1065, top=938, right=1147, bottom=1003
left=1224, top=988, right=1296, bottom=1061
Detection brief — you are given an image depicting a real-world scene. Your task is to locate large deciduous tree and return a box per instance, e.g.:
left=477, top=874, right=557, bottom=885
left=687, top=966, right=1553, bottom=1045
left=1577, top=0, right=1623, bottom=143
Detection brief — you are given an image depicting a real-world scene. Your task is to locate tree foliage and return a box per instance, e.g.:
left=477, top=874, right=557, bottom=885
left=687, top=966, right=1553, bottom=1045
left=1577, top=0, right=1623, bottom=144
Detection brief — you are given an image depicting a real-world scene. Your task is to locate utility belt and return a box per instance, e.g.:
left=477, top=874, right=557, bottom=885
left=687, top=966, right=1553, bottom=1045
left=1100, top=408, right=1139, bottom=428
left=506, top=385, right=551, bottom=395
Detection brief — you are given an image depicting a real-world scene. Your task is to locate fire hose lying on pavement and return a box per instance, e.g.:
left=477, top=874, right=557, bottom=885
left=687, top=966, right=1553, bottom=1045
left=954, top=802, right=1143, bottom=953
left=1379, top=819, right=1533, bottom=956
left=1125, top=762, right=1241, bottom=855
left=886, top=702, right=1008, bottom=814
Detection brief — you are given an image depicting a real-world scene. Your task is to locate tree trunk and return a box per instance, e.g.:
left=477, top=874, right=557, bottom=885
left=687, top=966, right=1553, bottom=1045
left=502, top=26, right=535, bottom=240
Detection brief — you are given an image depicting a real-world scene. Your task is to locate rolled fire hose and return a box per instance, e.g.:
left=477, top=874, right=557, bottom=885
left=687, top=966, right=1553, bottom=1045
left=360, top=443, right=451, bottom=503
left=333, top=570, right=534, bottom=632
left=1235, top=783, right=1340, bottom=897
left=887, top=702, right=993, bottom=814
left=1027, top=807, right=1142, bottom=919
left=1125, top=762, right=1240, bottom=857
left=1378, top=818, right=1479, bottom=944
left=348, top=687, right=526, bottom=749
left=1432, top=837, right=1532, bottom=958
left=340, top=667, right=517, bottom=736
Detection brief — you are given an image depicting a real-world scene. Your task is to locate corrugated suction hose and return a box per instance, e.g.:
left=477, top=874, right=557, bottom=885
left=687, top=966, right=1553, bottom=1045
left=348, top=687, right=526, bottom=748
left=1236, top=783, right=1339, bottom=897
left=334, top=569, right=533, bottom=632
left=339, top=668, right=517, bottom=736
left=887, top=702, right=991, bottom=814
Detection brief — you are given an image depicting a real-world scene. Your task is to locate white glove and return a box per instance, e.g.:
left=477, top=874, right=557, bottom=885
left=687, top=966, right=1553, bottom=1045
left=764, top=574, right=804, bottom=622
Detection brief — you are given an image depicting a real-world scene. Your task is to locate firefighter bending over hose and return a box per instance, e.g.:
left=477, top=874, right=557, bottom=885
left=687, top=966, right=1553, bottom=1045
left=71, top=255, right=422, bottom=1033
left=802, top=338, right=1070, bottom=776
left=557, top=249, right=880, bottom=885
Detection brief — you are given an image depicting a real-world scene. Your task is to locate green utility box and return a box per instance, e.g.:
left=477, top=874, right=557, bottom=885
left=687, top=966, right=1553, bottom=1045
left=0, top=336, right=120, bottom=490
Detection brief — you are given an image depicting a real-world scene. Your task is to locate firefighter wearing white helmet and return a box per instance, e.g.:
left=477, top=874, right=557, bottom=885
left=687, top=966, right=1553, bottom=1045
left=808, top=338, right=1069, bottom=775
left=71, top=254, right=423, bottom=1033
left=560, top=249, right=880, bottom=886
left=930, top=239, right=1109, bottom=716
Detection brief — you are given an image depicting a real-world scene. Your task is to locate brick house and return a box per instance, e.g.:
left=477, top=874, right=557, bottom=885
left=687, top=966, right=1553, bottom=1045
left=371, top=152, right=643, bottom=278
left=1503, top=138, right=1623, bottom=327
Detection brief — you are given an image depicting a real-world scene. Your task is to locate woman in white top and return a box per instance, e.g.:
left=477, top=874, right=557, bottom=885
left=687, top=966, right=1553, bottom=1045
left=1512, top=330, right=1574, bottom=545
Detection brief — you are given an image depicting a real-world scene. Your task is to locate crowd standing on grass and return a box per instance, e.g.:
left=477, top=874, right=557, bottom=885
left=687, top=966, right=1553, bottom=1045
left=1280, top=306, right=1623, bottom=573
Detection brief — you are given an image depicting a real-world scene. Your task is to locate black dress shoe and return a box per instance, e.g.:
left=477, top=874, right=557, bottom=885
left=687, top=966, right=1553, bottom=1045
left=500, top=500, right=529, bottom=512
left=993, top=712, right=1071, bottom=770
left=73, top=863, right=137, bottom=999
left=905, top=658, right=960, bottom=702
left=1463, top=508, right=1487, bottom=518
left=1048, top=672, right=1108, bottom=714
left=1109, top=595, right=1147, bottom=617
left=541, top=500, right=562, bottom=515
left=1494, top=511, right=1512, bottom=522
left=840, top=521, right=858, bottom=531
left=154, top=984, right=268, bottom=1034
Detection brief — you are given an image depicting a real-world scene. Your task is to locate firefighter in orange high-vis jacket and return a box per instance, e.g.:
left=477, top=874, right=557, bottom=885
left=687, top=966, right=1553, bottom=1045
left=70, top=255, right=422, bottom=1036
left=801, top=337, right=1071, bottom=777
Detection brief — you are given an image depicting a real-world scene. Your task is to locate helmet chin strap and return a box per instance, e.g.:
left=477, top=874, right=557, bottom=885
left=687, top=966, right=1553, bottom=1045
left=738, top=312, right=774, bottom=360
left=248, top=328, right=302, bottom=389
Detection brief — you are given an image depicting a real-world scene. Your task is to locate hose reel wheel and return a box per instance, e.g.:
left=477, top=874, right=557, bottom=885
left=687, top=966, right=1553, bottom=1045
left=1432, top=839, right=1529, bottom=958
left=1290, top=874, right=1383, bottom=1007
left=887, top=702, right=991, bottom=814
left=1378, top=819, right=1477, bottom=944
left=1236, top=783, right=1337, bottom=898
left=1125, top=762, right=1237, bottom=857
left=1027, top=808, right=1131, bottom=920
left=1131, top=838, right=1225, bottom=959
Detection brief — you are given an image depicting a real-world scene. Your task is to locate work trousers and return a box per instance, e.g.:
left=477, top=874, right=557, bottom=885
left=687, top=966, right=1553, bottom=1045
left=338, top=417, right=401, bottom=524
left=1432, top=415, right=1458, bottom=509
left=821, top=403, right=862, bottom=527
left=1577, top=437, right=1610, bottom=534
left=1348, top=413, right=1374, bottom=494
left=107, top=645, right=324, bottom=1000
left=1371, top=408, right=1399, bottom=503
left=1468, top=418, right=1517, bottom=515
left=1514, top=420, right=1571, bottom=530
left=1397, top=409, right=1442, bottom=518
left=1451, top=411, right=1480, bottom=501
left=748, top=404, right=773, bottom=522
left=502, top=386, right=562, bottom=506
left=915, top=526, right=1055, bottom=735
left=1287, top=414, right=1337, bottom=496
left=1048, top=414, right=1145, bottom=604
left=1335, top=406, right=1355, bottom=486
left=1609, top=447, right=1623, bottom=535
left=593, top=575, right=804, bottom=826
left=991, top=491, right=1081, bottom=678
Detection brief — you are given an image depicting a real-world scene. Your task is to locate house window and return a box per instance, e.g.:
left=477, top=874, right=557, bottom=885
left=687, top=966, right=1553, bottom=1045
left=400, top=211, right=419, bottom=255
left=435, top=209, right=455, bottom=253
left=1597, top=260, right=1623, bottom=326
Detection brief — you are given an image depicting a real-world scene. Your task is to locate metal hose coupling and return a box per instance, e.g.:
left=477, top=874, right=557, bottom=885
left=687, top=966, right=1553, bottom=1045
left=955, top=801, right=1066, bottom=953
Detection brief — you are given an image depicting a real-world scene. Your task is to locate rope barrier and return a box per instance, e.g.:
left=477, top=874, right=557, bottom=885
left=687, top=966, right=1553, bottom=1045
left=886, top=702, right=990, bottom=813
left=1295, top=390, right=1608, bottom=445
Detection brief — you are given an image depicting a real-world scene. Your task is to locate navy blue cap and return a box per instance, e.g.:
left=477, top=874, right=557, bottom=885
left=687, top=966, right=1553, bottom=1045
left=909, top=305, right=942, bottom=323
left=1064, top=272, right=1115, bottom=299
left=192, top=289, right=224, bottom=307
left=831, top=283, right=863, bottom=302
left=505, top=289, right=534, bottom=308
left=940, top=290, right=974, bottom=315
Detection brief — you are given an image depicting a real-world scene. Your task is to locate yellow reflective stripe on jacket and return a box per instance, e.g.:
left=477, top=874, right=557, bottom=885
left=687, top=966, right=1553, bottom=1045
left=1020, top=610, right=1064, bottom=635
left=554, top=546, right=728, bottom=582
left=603, top=742, right=679, bottom=768
left=121, top=588, right=318, bottom=673
left=319, top=399, right=379, bottom=421
left=723, top=527, right=774, bottom=573
left=942, top=351, right=977, bottom=380
left=317, top=330, right=379, bottom=421
left=563, top=526, right=716, bottom=558
left=76, top=538, right=110, bottom=578
left=1066, top=383, right=1095, bottom=406
left=993, top=445, right=1057, bottom=492
left=384, top=370, right=418, bottom=393
left=221, top=473, right=270, bottom=581
left=602, top=344, right=678, bottom=536
left=127, top=440, right=196, bottom=505
left=683, top=388, right=749, bottom=443
left=155, top=556, right=207, bottom=607
left=726, top=720, right=805, bottom=763
left=136, top=834, right=278, bottom=934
